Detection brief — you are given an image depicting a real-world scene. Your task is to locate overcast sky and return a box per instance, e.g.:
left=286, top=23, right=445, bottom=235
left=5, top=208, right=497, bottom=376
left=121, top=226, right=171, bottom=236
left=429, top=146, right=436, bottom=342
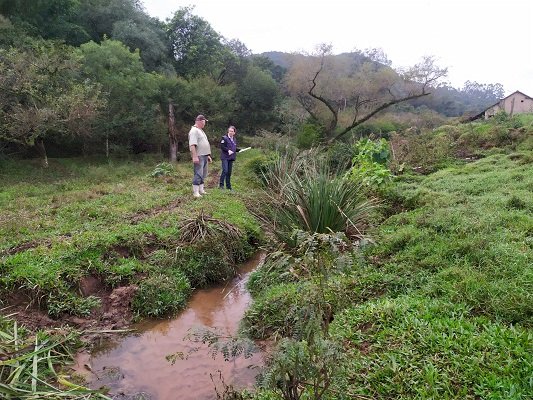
left=141, top=0, right=533, bottom=97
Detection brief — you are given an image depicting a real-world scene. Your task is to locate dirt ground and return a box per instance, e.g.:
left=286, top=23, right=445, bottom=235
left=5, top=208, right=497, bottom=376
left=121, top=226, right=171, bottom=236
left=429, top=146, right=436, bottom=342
left=4, top=277, right=138, bottom=345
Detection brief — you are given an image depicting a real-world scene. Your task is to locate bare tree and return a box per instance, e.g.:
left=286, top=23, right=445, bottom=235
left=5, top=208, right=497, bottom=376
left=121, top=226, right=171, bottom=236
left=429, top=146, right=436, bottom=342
left=286, top=45, right=448, bottom=142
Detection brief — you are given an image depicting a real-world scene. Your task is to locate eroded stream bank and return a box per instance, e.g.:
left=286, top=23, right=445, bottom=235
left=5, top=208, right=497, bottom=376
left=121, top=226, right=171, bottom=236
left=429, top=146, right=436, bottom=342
left=74, top=253, right=266, bottom=400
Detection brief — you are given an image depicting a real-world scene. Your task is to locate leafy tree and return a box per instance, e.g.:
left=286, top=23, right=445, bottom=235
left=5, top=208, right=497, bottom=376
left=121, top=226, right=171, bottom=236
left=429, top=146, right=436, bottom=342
left=155, top=74, right=238, bottom=162
left=78, top=38, right=162, bottom=155
left=0, top=0, right=90, bottom=45
left=217, top=38, right=251, bottom=85
left=285, top=44, right=447, bottom=142
left=252, top=54, right=287, bottom=83
left=173, top=75, right=238, bottom=127
left=166, top=6, right=226, bottom=79
left=213, top=40, right=281, bottom=132
left=71, top=0, right=143, bottom=43
left=234, top=65, right=280, bottom=132
left=112, top=17, right=174, bottom=74
left=0, top=40, right=103, bottom=165
left=70, top=0, right=175, bottom=72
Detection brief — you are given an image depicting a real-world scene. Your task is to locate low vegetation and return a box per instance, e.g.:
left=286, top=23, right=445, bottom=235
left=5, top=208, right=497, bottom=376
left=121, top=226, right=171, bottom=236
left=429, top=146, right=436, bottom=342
left=240, top=118, right=532, bottom=399
left=1, top=117, right=532, bottom=399
left=0, top=153, right=262, bottom=321
left=0, top=313, right=110, bottom=399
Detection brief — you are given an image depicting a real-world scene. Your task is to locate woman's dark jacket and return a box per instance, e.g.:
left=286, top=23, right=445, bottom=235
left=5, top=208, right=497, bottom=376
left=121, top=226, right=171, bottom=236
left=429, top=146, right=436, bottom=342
left=220, top=135, right=239, bottom=161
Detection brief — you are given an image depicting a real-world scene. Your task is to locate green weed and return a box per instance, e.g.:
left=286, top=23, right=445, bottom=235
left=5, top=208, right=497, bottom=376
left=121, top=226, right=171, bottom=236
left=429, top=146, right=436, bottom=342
left=132, top=272, right=191, bottom=318
left=331, top=296, right=533, bottom=399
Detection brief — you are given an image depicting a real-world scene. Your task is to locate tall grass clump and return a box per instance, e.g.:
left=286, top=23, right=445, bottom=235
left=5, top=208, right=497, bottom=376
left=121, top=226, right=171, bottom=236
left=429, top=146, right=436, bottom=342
left=0, top=313, right=110, bottom=399
left=173, top=212, right=254, bottom=287
left=261, top=150, right=374, bottom=244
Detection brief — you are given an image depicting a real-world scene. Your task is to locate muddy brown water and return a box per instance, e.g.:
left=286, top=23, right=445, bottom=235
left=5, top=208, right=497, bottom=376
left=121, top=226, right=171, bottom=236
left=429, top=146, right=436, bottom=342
left=74, top=253, right=266, bottom=400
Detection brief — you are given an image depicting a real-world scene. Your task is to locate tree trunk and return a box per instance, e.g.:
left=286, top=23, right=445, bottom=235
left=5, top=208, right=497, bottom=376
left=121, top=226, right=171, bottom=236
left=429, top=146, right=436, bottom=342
left=36, top=139, right=48, bottom=168
left=105, top=134, right=109, bottom=159
left=168, top=102, right=178, bottom=162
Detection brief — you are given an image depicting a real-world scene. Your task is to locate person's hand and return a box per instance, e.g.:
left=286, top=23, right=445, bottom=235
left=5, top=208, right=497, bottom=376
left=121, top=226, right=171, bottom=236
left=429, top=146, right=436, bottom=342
left=192, top=156, right=199, bottom=164
left=208, top=155, right=212, bottom=163
left=228, top=150, right=234, bottom=155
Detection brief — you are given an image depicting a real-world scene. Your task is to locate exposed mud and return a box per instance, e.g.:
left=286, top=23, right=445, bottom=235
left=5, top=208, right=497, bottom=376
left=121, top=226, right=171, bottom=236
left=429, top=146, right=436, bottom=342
left=3, top=277, right=138, bottom=344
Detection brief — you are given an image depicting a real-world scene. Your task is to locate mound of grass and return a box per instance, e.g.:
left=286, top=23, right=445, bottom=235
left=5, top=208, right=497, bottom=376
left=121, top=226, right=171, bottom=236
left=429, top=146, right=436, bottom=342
left=132, top=271, right=191, bottom=318
left=370, top=152, right=533, bottom=325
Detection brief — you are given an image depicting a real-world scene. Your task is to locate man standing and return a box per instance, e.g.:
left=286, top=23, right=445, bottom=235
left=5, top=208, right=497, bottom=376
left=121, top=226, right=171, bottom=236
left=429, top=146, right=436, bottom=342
left=188, top=114, right=212, bottom=198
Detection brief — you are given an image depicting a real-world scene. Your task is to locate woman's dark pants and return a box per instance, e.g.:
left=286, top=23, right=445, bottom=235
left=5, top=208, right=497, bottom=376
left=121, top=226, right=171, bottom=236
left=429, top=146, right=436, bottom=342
left=219, top=159, right=234, bottom=189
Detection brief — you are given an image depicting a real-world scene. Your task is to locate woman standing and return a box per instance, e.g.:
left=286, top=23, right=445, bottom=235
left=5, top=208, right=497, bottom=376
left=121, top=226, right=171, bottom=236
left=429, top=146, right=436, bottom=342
left=219, top=126, right=240, bottom=190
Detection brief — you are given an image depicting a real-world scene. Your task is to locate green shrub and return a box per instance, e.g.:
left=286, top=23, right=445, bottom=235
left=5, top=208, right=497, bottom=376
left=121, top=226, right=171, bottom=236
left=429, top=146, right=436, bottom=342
left=325, top=141, right=354, bottom=172
left=296, top=123, right=322, bottom=149
left=246, top=251, right=299, bottom=296
left=47, top=292, right=101, bottom=317
left=244, top=154, right=275, bottom=185
left=132, top=272, right=191, bottom=318
left=347, top=138, right=393, bottom=187
left=148, top=162, right=176, bottom=177
left=176, top=246, right=233, bottom=287
left=257, top=336, right=343, bottom=400
left=242, top=283, right=303, bottom=339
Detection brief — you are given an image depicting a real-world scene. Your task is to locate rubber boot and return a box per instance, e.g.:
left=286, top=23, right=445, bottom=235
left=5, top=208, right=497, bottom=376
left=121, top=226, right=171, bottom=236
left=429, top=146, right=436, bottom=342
left=192, top=185, right=201, bottom=198
left=199, top=184, right=207, bottom=195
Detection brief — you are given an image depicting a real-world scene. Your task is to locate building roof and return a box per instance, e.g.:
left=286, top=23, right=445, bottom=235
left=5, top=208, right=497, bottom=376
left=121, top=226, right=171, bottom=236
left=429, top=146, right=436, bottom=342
left=466, top=90, right=533, bottom=121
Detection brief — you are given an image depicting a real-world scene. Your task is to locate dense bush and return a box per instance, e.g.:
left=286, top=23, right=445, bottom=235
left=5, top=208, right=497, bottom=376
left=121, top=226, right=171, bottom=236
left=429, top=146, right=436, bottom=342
left=295, top=123, right=323, bottom=149
left=347, top=138, right=393, bottom=187
left=132, top=271, right=191, bottom=318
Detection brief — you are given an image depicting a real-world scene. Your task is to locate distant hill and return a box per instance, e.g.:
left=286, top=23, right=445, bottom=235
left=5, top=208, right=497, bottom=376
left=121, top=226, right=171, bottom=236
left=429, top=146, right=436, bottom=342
left=259, top=51, right=293, bottom=70
left=259, top=50, right=376, bottom=70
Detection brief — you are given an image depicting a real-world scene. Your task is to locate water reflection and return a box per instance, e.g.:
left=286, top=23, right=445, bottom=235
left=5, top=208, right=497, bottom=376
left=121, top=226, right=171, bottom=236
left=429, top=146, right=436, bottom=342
left=75, top=253, right=265, bottom=400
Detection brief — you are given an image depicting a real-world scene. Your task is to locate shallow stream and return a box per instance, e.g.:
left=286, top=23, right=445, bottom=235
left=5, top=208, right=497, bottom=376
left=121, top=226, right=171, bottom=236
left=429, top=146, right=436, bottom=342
left=74, top=253, right=265, bottom=399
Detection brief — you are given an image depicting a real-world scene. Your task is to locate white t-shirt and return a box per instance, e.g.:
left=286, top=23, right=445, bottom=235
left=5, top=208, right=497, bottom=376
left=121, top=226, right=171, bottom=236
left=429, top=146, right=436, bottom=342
left=188, top=126, right=211, bottom=156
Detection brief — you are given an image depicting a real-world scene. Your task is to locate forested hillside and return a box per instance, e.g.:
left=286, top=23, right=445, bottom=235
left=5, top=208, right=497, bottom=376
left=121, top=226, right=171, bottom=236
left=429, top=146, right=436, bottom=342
left=1, top=0, right=505, bottom=163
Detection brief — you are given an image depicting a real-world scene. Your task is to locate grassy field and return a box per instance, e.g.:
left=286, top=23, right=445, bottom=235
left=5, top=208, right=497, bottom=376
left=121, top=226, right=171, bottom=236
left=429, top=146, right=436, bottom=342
left=0, top=152, right=263, bottom=320
left=329, top=151, right=533, bottom=399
